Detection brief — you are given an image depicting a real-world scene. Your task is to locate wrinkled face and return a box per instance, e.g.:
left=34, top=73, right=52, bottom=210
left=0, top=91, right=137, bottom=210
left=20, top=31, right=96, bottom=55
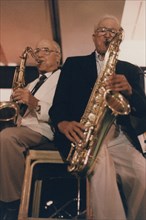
left=34, top=40, right=61, bottom=73
left=92, top=18, right=120, bottom=56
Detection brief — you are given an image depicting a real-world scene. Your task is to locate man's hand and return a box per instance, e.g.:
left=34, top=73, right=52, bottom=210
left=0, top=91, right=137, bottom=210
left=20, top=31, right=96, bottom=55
left=12, top=88, right=39, bottom=109
left=105, top=74, right=132, bottom=96
left=58, top=121, right=85, bottom=144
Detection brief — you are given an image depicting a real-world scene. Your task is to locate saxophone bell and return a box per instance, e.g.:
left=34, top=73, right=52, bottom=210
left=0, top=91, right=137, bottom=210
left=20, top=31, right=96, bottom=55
left=104, top=89, right=131, bottom=116
left=0, top=47, right=37, bottom=130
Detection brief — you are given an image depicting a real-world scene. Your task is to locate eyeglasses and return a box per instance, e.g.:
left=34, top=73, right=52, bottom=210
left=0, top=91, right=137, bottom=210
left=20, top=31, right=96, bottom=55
left=95, top=27, right=117, bottom=37
left=34, top=47, right=60, bottom=55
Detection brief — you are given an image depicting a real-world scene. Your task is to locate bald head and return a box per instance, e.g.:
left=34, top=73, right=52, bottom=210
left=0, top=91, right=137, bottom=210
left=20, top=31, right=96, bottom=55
left=94, top=15, right=121, bottom=33
left=34, top=39, right=61, bottom=73
left=36, top=39, right=61, bottom=54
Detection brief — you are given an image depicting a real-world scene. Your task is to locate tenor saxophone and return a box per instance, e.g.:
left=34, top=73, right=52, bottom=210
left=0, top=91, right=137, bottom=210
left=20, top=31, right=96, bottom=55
left=67, top=28, right=131, bottom=176
left=0, top=47, right=37, bottom=130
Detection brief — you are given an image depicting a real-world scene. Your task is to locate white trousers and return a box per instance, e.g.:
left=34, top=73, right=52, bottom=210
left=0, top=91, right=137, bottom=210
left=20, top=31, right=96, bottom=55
left=88, top=124, right=146, bottom=220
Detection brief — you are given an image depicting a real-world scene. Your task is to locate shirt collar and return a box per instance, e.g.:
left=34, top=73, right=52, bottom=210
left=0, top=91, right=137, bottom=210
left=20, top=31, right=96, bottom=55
left=95, top=51, right=104, bottom=74
left=39, top=72, right=52, bottom=79
left=95, top=51, right=104, bottom=62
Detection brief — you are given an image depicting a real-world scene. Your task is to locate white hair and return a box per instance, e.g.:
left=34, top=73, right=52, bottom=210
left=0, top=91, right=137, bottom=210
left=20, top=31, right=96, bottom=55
left=51, top=40, right=61, bottom=54
left=94, top=14, right=121, bottom=33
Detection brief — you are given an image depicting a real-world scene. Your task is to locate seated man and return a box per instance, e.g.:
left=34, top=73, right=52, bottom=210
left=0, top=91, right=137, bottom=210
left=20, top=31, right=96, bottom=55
left=0, top=39, right=61, bottom=220
left=49, top=15, right=146, bottom=220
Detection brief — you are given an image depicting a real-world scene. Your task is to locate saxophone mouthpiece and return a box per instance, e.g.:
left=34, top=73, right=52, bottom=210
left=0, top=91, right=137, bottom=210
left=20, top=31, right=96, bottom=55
left=36, top=59, right=43, bottom=64
left=105, top=39, right=111, bottom=47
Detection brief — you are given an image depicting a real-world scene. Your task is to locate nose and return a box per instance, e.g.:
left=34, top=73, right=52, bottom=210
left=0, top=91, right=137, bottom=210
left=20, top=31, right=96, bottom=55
left=35, top=53, right=44, bottom=65
left=104, top=33, right=113, bottom=43
left=36, top=51, right=45, bottom=61
left=37, top=50, right=44, bottom=56
left=104, top=31, right=111, bottom=37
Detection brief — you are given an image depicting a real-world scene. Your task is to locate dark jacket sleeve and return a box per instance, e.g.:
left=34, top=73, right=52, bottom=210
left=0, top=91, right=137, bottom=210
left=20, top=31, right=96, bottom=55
left=50, top=55, right=97, bottom=127
left=116, top=61, right=146, bottom=153
left=49, top=55, right=97, bottom=158
left=116, top=61, right=146, bottom=117
left=49, top=59, right=72, bottom=126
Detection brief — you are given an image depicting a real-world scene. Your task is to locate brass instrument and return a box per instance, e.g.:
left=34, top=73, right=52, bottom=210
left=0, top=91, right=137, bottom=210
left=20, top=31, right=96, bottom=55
left=0, top=47, right=37, bottom=130
left=67, top=28, right=131, bottom=176
left=0, top=101, right=19, bottom=130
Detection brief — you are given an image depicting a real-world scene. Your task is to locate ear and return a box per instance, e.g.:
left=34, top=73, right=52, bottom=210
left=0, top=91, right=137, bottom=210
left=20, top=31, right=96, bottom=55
left=56, top=53, right=61, bottom=65
left=92, top=34, right=95, bottom=43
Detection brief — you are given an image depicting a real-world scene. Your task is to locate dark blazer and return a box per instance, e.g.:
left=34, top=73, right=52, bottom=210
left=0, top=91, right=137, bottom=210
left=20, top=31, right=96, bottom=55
left=49, top=52, right=146, bottom=159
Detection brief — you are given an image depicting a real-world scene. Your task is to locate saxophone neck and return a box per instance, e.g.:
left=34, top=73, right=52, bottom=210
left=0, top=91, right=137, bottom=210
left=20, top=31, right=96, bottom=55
left=19, top=47, right=32, bottom=66
left=12, top=46, right=39, bottom=90
left=21, top=46, right=39, bottom=63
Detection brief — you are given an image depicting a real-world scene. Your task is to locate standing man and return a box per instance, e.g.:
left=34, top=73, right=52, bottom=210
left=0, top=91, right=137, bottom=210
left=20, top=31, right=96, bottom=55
left=0, top=39, right=61, bottom=220
left=49, top=15, right=146, bottom=220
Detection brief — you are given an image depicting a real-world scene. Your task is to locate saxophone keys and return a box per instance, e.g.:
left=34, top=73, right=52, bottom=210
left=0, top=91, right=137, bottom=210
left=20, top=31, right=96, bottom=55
left=88, top=113, right=96, bottom=122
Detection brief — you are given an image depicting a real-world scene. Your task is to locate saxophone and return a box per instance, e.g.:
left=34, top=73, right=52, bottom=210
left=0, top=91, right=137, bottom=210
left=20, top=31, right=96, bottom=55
left=67, top=28, right=131, bottom=176
left=0, top=47, right=37, bottom=130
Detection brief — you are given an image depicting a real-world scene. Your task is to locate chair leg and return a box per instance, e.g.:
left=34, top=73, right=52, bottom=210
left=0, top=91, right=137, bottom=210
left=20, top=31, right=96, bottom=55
left=76, top=176, right=81, bottom=216
left=32, top=180, right=42, bottom=217
left=86, top=177, right=93, bottom=219
left=18, top=154, right=33, bottom=220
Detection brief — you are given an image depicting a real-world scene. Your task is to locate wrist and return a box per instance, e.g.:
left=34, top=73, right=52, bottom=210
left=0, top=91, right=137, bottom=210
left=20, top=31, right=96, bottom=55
left=35, top=101, right=41, bottom=113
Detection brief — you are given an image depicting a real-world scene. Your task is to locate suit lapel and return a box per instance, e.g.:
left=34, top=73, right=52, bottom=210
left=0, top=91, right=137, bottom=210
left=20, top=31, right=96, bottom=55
left=85, top=52, right=98, bottom=88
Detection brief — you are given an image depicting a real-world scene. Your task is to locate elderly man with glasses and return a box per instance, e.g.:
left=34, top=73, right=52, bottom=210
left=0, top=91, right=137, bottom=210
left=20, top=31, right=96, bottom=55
left=0, top=39, right=61, bottom=220
left=49, top=15, right=146, bottom=220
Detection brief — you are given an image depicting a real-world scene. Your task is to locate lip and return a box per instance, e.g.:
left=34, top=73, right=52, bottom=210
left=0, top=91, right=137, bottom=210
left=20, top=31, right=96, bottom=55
left=37, top=60, right=44, bottom=64
left=105, top=39, right=111, bottom=47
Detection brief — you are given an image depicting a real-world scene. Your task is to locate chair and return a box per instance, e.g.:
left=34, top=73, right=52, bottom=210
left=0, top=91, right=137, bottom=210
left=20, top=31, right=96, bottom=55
left=18, top=142, right=86, bottom=220
left=18, top=142, right=64, bottom=220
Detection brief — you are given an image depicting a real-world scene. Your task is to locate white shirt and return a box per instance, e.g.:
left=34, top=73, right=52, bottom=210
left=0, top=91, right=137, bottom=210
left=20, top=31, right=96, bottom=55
left=18, top=69, right=61, bottom=140
left=95, top=51, right=104, bottom=75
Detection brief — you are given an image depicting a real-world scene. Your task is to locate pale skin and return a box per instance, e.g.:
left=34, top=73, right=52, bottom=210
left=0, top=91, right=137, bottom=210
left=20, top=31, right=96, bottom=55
left=58, top=17, right=132, bottom=144
left=12, top=40, right=61, bottom=111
